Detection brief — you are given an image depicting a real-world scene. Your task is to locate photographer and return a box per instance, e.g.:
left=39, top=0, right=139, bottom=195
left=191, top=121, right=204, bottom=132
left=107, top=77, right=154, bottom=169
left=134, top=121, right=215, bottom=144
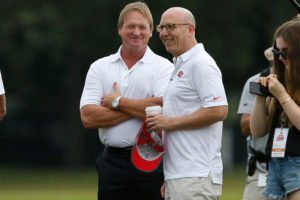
left=237, top=47, right=273, bottom=200
left=250, top=16, right=300, bottom=200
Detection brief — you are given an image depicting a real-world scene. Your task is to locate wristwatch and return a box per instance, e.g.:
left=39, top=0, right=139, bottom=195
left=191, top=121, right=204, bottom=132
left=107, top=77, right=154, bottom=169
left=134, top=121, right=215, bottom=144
left=112, top=96, right=122, bottom=110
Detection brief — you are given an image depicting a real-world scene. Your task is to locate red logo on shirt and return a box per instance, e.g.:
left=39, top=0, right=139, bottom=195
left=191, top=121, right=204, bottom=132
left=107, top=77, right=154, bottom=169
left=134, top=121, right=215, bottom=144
left=177, top=71, right=184, bottom=77
left=213, top=96, right=221, bottom=101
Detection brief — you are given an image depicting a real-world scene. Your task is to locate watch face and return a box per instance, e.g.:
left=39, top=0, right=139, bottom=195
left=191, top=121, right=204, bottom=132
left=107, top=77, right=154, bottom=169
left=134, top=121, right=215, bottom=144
left=112, top=96, right=121, bottom=109
left=112, top=100, right=118, bottom=108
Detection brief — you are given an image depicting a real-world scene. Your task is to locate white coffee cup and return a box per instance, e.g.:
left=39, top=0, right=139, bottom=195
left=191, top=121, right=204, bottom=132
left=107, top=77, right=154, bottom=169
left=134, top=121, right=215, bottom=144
left=145, top=106, right=163, bottom=146
left=145, top=106, right=162, bottom=116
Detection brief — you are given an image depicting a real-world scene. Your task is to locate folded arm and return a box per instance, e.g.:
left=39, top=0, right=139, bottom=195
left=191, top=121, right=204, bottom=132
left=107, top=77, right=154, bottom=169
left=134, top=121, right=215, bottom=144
left=101, top=82, right=163, bottom=119
left=80, top=104, right=131, bottom=129
left=118, top=96, right=162, bottom=119
left=81, top=96, right=163, bottom=129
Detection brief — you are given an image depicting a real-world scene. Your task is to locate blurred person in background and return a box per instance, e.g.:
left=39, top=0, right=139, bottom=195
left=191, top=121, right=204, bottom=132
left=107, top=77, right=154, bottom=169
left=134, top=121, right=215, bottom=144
left=147, top=7, right=228, bottom=200
left=0, top=70, right=6, bottom=121
left=250, top=17, right=300, bottom=200
left=80, top=2, right=173, bottom=200
left=237, top=47, right=273, bottom=200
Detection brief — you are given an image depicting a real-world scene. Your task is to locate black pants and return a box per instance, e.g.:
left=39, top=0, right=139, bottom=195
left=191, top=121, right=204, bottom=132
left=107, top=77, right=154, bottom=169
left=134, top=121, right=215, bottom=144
left=96, top=147, right=164, bottom=200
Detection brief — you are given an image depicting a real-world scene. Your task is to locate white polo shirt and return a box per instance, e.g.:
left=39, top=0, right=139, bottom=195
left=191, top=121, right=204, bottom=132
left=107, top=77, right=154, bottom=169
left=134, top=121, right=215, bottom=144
left=0, top=71, right=5, bottom=95
left=163, top=44, right=228, bottom=184
left=80, top=46, right=173, bottom=147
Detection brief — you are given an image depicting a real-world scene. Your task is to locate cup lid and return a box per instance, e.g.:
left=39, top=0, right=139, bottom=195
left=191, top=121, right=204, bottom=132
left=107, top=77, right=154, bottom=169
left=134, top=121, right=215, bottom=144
left=145, top=106, right=162, bottom=112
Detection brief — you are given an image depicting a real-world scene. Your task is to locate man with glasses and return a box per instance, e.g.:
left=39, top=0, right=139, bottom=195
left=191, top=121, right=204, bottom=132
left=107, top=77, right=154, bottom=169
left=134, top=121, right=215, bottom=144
left=80, top=2, right=173, bottom=200
left=146, top=7, right=228, bottom=200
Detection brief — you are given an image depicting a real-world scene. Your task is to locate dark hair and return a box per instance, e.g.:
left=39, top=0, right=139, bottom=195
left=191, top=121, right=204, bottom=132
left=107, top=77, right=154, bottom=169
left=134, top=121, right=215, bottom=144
left=268, top=18, right=300, bottom=129
left=273, top=19, right=300, bottom=104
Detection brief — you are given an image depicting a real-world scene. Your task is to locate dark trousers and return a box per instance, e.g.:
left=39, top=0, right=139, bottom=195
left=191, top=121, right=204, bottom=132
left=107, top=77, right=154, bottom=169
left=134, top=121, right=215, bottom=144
left=96, top=147, right=164, bottom=200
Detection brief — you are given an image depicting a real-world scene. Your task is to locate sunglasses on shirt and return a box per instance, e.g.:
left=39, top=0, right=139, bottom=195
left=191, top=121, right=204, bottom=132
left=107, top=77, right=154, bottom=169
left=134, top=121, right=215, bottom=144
left=272, top=48, right=288, bottom=59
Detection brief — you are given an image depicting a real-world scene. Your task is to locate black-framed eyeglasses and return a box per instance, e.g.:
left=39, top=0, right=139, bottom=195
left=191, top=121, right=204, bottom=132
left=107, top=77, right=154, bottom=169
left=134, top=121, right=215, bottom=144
left=156, top=23, right=190, bottom=32
left=272, top=48, right=288, bottom=59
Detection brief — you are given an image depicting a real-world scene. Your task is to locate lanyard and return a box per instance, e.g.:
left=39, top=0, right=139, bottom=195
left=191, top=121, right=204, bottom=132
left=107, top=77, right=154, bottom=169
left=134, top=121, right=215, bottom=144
left=280, top=114, right=286, bottom=130
left=280, top=113, right=287, bottom=131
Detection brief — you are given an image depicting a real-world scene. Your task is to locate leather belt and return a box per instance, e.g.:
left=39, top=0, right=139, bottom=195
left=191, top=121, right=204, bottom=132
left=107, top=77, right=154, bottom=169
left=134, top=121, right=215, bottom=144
left=104, top=146, right=133, bottom=156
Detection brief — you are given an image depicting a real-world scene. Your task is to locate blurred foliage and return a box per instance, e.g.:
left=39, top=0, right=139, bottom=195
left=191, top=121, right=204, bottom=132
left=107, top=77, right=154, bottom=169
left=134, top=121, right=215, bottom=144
left=0, top=0, right=297, bottom=167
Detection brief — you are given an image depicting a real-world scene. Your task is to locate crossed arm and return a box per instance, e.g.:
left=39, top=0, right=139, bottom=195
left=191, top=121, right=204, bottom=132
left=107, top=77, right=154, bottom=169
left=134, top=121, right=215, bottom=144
left=80, top=97, right=162, bottom=129
left=80, top=83, right=162, bottom=129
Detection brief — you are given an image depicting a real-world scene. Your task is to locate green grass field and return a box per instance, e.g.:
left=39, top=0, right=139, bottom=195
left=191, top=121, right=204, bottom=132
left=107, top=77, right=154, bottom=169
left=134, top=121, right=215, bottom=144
left=0, top=167, right=246, bottom=200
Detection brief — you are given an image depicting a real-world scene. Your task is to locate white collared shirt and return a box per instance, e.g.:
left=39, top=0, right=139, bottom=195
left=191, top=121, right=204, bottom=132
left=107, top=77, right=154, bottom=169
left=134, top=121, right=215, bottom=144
left=163, top=43, right=228, bottom=184
left=80, top=46, right=173, bottom=147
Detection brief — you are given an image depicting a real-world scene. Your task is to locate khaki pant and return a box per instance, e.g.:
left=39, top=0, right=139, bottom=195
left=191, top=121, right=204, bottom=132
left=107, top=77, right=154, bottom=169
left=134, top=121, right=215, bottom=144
left=242, top=170, right=267, bottom=200
left=165, top=173, right=222, bottom=200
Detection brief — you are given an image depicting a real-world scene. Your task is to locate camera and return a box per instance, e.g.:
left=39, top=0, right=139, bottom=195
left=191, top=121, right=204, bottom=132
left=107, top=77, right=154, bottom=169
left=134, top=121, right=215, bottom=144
left=249, top=82, right=273, bottom=97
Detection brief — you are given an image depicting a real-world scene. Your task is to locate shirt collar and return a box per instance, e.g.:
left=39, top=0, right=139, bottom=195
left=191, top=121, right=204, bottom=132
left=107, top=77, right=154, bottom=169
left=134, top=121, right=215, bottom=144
left=173, top=43, right=204, bottom=64
left=110, top=46, right=155, bottom=64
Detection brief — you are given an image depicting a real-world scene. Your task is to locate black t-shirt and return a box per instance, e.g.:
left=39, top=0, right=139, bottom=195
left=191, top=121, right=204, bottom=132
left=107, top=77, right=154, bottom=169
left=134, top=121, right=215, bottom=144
left=266, top=108, right=300, bottom=157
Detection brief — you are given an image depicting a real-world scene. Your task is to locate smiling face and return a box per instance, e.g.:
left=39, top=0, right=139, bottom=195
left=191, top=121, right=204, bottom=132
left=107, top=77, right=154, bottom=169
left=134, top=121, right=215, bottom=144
left=118, top=10, right=152, bottom=53
left=158, top=8, right=196, bottom=57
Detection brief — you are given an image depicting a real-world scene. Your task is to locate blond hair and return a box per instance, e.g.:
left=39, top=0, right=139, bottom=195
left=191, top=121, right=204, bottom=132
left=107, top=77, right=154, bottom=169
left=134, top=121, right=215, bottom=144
left=118, top=2, right=153, bottom=31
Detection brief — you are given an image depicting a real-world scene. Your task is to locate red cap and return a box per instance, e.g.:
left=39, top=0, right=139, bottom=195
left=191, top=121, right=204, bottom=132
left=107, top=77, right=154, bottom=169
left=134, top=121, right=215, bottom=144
left=131, top=121, right=164, bottom=172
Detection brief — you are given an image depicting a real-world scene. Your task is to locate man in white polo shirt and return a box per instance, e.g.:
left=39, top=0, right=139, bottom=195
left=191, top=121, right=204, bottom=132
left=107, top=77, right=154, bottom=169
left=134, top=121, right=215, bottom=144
left=80, top=2, right=173, bottom=200
left=0, top=70, right=6, bottom=121
left=146, top=7, right=228, bottom=200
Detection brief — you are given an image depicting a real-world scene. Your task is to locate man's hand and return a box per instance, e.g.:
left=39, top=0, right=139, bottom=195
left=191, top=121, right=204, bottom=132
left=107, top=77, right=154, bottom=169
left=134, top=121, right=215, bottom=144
left=146, top=114, right=174, bottom=132
left=101, top=82, right=121, bottom=109
left=160, top=183, right=166, bottom=199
